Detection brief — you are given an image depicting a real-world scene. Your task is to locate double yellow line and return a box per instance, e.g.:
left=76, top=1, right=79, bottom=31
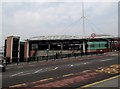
left=10, top=83, right=26, bottom=88
left=77, top=75, right=120, bottom=88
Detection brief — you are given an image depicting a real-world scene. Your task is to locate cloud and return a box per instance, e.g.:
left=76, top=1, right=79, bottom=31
left=2, top=1, right=118, bottom=46
left=2, top=2, right=83, bottom=36
left=2, top=0, right=119, bottom=2
left=0, top=1, right=2, bottom=47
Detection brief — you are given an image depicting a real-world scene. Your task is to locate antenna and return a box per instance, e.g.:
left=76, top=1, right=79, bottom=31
left=81, top=0, right=85, bottom=38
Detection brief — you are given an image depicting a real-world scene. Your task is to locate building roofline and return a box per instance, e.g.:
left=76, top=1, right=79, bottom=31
left=6, top=35, right=20, bottom=39
left=27, top=35, right=113, bottom=41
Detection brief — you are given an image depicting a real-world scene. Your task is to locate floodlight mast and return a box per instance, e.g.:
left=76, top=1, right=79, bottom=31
left=81, top=0, right=86, bottom=54
left=82, top=0, right=85, bottom=38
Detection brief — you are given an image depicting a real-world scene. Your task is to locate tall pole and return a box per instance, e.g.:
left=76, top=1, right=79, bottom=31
left=26, top=40, right=29, bottom=61
left=10, top=37, right=13, bottom=63
left=82, top=0, right=85, bottom=38
left=81, top=0, right=86, bottom=54
left=18, top=38, right=20, bottom=64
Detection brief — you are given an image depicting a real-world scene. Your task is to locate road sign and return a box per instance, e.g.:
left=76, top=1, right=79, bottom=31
left=91, top=33, right=96, bottom=38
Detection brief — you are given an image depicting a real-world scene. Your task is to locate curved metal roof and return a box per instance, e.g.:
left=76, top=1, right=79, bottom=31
left=29, top=35, right=82, bottom=40
left=28, top=34, right=113, bottom=41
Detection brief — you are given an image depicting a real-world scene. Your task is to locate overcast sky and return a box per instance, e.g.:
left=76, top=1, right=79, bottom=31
left=0, top=0, right=119, bottom=47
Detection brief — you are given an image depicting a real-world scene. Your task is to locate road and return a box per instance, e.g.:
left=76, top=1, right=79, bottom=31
left=2, top=52, right=120, bottom=88
left=0, top=73, right=2, bottom=89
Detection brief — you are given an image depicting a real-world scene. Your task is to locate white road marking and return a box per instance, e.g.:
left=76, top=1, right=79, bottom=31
left=101, top=59, right=113, bottom=62
left=54, top=67, right=58, bottom=70
left=34, top=67, right=59, bottom=73
left=69, top=62, right=91, bottom=67
left=10, top=72, right=23, bottom=77
left=98, top=67, right=103, bottom=69
left=111, top=54, right=118, bottom=56
left=84, top=63, right=87, bottom=64
left=18, top=73, right=31, bottom=76
left=34, top=69, right=43, bottom=73
left=83, top=62, right=89, bottom=65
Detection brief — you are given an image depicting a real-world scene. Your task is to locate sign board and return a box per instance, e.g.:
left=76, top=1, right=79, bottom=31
left=91, top=33, right=96, bottom=38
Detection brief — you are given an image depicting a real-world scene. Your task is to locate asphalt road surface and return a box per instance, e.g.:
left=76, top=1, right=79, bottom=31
left=0, top=73, right=2, bottom=89
left=2, top=52, right=119, bottom=88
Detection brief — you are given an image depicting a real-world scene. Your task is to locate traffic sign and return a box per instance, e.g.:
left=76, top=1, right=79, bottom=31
left=91, top=33, right=96, bottom=38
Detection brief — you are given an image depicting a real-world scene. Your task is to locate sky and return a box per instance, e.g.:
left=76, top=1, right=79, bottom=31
left=0, top=0, right=119, bottom=47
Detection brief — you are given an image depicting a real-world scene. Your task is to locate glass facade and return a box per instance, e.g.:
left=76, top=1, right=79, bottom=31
left=87, top=41, right=107, bottom=50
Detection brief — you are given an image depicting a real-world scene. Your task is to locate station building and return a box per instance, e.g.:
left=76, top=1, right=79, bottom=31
left=4, top=35, right=115, bottom=63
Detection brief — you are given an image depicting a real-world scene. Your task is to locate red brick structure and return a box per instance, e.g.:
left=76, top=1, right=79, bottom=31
left=24, top=41, right=29, bottom=61
left=6, top=36, right=13, bottom=63
left=4, top=36, right=20, bottom=63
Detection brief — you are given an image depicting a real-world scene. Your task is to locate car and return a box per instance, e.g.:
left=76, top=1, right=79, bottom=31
left=0, top=59, right=6, bottom=72
left=0, top=64, right=6, bottom=72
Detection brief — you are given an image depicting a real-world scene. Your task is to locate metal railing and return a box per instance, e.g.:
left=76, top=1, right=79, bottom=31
left=27, top=51, right=102, bottom=63
left=4, top=51, right=105, bottom=65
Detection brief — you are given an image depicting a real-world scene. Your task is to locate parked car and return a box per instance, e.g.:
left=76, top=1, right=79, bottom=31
left=0, top=59, right=6, bottom=72
left=0, top=64, right=6, bottom=72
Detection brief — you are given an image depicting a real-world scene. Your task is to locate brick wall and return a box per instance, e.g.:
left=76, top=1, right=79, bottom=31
left=6, top=36, right=12, bottom=63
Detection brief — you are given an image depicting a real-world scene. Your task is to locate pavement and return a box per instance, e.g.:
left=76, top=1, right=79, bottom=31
left=78, top=66, right=120, bottom=88
left=91, top=75, right=119, bottom=87
left=6, top=51, right=119, bottom=67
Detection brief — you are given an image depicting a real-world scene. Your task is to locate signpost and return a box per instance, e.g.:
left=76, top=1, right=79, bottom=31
left=91, top=33, right=96, bottom=38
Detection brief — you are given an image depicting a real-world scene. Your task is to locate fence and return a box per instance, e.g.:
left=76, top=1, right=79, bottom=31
left=26, top=51, right=102, bottom=63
